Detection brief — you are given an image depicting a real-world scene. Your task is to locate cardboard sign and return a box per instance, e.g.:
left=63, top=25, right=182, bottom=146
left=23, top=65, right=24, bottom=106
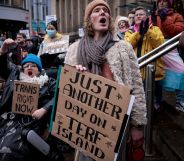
left=51, top=65, right=134, bottom=161
left=43, top=35, right=69, bottom=54
left=19, top=29, right=30, bottom=39
left=46, top=15, right=57, bottom=25
left=12, top=81, right=39, bottom=116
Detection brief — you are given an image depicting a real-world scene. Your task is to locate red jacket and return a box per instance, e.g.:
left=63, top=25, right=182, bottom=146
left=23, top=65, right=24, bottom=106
left=156, top=9, right=184, bottom=38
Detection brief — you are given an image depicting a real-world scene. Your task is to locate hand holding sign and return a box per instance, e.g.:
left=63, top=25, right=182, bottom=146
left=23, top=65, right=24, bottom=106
left=32, top=108, right=47, bottom=120
left=51, top=65, right=135, bottom=161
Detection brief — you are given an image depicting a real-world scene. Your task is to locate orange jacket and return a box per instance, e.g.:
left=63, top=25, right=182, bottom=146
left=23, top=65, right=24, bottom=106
left=156, top=9, right=184, bottom=38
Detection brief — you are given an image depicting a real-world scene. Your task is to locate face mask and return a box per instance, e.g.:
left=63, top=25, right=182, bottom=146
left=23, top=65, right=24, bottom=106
left=46, top=29, right=56, bottom=37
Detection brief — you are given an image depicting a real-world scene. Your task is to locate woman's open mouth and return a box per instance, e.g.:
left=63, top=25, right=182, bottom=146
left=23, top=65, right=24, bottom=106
left=28, top=71, right=33, bottom=76
left=99, top=18, right=106, bottom=24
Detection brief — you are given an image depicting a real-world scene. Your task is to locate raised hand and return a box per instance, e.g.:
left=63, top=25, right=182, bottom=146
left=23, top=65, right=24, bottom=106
left=0, top=38, right=16, bottom=54
left=139, top=18, right=149, bottom=36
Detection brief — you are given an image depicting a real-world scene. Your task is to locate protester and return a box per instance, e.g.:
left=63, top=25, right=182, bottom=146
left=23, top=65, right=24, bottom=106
left=125, top=6, right=165, bottom=110
left=0, top=33, right=31, bottom=65
left=64, top=0, right=147, bottom=161
left=38, top=20, right=68, bottom=79
left=128, top=9, right=135, bottom=29
left=116, top=16, right=130, bottom=40
left=151, top=0, right=184, bottom=38
left=151, top=0, right=184, bottom=111
left=0, top=53, right=57, bottom=161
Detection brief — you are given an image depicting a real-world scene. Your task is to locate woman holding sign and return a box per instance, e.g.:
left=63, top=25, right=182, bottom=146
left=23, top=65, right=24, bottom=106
left=64, top=0, right=147, bottom=161
left=0, top=53, right=60, bottom=161
left=38, top=20, right=69, bottom=79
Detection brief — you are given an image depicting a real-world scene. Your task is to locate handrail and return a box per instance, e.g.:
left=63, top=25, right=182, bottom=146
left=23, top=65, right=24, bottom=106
left=138, top=32, right=182, bottom=63
left=139, top=41, right=179, bottom=68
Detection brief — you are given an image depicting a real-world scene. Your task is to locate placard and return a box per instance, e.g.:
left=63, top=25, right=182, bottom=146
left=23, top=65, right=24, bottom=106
left=43, top=35, right=69, bottom=54
left=46, top=15, right=57, bottom=25
left=19, top=29, right=30, bottom=39
left=12, top=81, right=39, bottom=116
left=51, top=65, right=134, bottom=161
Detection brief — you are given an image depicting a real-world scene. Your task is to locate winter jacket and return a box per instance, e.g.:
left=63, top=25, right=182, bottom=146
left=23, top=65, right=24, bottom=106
left=0, top=54, right=56, bottom=114
left=38, top=33, right=67, bottom=68
left=8, top=43, right=31, bottom=65
left=125, top=25, right=165, bottom=81
left=155, top=9, right=184, bottom=39
left=0, top=54, right=56, bottom=161
left=65, top=39, right=147, bottom=126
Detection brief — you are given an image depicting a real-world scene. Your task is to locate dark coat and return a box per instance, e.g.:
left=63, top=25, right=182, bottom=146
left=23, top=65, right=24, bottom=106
left=9, top=43, right=31, bottom=65
left=0, top=54, right=56, bottom=161
left=0, top=54, right=56, bottom=114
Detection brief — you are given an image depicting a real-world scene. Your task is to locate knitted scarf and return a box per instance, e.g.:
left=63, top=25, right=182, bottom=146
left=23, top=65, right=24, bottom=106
left=77, top=31, right=113, bottom=74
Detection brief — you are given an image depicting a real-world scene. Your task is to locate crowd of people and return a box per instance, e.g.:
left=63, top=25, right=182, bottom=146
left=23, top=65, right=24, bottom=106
left=0, top=0, right=184, bottom=161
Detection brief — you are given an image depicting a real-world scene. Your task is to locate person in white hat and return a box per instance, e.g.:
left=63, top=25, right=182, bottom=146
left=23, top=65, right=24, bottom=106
left=117, top=16, right=130, bottom=40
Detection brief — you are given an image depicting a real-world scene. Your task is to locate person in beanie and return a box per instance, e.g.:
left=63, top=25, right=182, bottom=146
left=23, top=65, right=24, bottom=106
left=38, top=20, right=68, bottom=79
left=65, top=0, right=147, bottom=161
left=116, top=16, right=130, bottom=40
left=0, top=52, right=56, bottom=161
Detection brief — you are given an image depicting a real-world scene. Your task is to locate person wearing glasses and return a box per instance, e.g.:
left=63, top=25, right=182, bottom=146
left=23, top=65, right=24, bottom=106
left=0, top=52, right=60, bottom=161
left=125, top=6, right=165, bottom=110
left=116, top=16, right=130, bottom=40
left=0, top=33, right=31, bottom=65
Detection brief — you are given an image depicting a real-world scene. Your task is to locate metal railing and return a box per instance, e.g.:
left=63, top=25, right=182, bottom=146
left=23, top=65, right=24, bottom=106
left=139, top=32, right=182, bottom=69
left=139, top=31, right=183, bottom=155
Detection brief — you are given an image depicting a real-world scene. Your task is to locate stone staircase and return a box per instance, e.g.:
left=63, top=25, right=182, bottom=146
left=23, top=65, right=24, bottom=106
left=145, top=91, right=184, bottom=161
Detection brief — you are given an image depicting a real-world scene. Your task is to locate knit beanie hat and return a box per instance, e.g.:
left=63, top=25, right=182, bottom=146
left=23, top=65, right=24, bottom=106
left=118, top=16, right=129, bottom=24
left=22, top=54, right=42, bottom=72
left=47, top=20, right=58, bottom=30
left=84, top=0, right=111, bottom=22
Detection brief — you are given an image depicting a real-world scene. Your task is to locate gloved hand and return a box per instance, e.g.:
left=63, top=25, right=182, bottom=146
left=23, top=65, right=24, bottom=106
left=158, top=8, right=168, bottom=21
left=127, top=126, right=145, bottom=161
left=139, top=18, right=149, bottom=36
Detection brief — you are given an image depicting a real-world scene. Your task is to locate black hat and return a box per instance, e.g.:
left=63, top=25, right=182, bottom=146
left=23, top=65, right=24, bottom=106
left=47, top=20, right=58, bottom=30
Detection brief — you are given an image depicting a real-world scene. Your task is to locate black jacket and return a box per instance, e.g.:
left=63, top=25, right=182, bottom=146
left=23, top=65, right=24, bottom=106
left=0, top=54, right=56, bottom=118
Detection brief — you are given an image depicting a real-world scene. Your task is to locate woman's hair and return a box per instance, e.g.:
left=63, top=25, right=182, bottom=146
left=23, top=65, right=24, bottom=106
left=157, top=0, right=172, bottom=8
left=83, top=16, right=114, bottom=36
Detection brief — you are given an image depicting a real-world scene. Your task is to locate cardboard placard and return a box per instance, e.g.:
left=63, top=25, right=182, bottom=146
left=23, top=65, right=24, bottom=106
left=43, top=35, right=69, bottom=54
left=46, top=15, right=57, bottom=25
left=12, top=81, right=39, bottom=116
left=51, top=65, right=134, bottom=161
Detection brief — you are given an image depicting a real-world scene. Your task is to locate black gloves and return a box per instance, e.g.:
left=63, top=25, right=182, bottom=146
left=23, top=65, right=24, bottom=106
left=158, top=8, right=168, bottom=21
left=139, top=18, right=149, bottom=36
